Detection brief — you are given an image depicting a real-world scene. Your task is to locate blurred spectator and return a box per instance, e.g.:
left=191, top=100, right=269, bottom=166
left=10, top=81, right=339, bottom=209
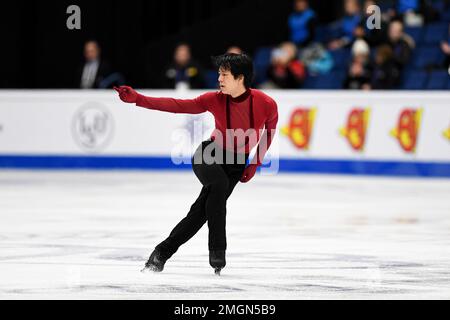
left=442, top=41, right=450, bottom=70
left=227, top=46, right=243, bottom=54
left=441, top=29, right=450, bottom=71
left=77, top=41, right=112, bottom=89
left=344, top=60, right=372, bottom=90
left=345, top=39, right=372, bottom=89
left=389, top=0, right=422, bottom=26
left=353, top=0, right=389, bottom=47
left=288, top=0, right=317, bottom=48
left=263, top=42, right=306, bottom=89
left=386, top=20, right=414, bottom=69
left=389, top=0, right=439, bottom=26
left=369, top=44, right=400, bottom=89
left=300, top=43, right=334, bottom=75
left=352, top=38, right=371, bottom=66
left=328, top=0, right=362, bottom=50
left=164, top=43, right=205, bottom=89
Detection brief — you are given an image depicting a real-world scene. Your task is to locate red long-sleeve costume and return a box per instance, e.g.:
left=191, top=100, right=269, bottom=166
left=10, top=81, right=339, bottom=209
left=135, top=89, right=278, bottom=166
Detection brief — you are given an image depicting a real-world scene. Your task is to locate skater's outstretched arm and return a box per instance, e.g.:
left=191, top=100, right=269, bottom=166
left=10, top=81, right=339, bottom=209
left=114, top=86, right=209, bottom=114
left=240, top=102, right=278, bottom=183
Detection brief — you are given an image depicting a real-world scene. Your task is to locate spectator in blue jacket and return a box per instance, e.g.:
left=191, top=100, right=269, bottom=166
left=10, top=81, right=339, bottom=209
left=288, top=0, right=317, bottom=48
left=329, top=0, right=362, bottom=50
left=397, top=0, right=420, bottom=15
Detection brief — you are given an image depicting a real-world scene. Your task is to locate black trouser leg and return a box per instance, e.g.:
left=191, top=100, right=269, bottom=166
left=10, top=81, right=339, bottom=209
left=193, top=159, right=230, bottom=251
left=155, top=140, right=247, bottom=257
left=155, top=186, right=210, bottom=258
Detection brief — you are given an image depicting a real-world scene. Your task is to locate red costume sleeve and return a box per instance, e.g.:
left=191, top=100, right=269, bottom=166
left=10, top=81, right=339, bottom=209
left=251, top=101, right=278, bottom=166
left=135, top=92, right=213, bottom=114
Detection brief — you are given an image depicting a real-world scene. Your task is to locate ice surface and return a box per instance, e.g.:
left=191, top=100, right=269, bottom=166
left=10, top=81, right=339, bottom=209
left=1, top=170, right=449, bottom=299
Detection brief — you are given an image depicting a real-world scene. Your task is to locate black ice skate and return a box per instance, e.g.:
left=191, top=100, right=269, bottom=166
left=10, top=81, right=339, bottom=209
left=209, top=250, right=226, bottom=276
left=141, top=249, right=168, bottom=273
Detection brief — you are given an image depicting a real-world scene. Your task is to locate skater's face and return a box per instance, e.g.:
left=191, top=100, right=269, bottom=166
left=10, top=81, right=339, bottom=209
left=218, top=67, right=244, bottom=96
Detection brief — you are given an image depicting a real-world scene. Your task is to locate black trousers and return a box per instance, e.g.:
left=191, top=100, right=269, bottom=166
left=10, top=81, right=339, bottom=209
left=156, top=139, right=249, bottom=258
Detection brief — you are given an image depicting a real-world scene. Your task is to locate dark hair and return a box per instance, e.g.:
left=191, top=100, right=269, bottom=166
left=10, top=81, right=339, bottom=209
left=376, top=44, right=393, bottom=64
left=212, top=53, right=254, bottom=88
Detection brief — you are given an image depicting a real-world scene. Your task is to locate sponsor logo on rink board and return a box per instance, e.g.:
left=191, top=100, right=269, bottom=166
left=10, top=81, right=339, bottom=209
left=71, top=102, right=114, bottom=153
left=443, top=125, right=450, bottom=141
left=340, top=108, right=371, bottom=152
left=281, top=108, right=317, bottom=150
left=390, top=108, right=422, bottom=153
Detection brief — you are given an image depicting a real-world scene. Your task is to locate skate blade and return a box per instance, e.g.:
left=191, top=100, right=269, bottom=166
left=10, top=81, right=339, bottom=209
left=141, top=265, right=162, bottom=273
left=141, top=267, right=150, bottom=273
left=214, top=268, right=222, bottom=276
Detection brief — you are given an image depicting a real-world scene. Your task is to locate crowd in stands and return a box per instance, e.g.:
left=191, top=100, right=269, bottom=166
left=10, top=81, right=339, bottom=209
left=77, top=0, right=450, bottom=90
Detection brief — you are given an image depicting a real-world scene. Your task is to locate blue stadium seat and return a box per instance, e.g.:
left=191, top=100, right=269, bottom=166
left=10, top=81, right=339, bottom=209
left=432, top=0, right=446, bottom=11
left=253, top=46, right=273, bottom=85
left=443, top=11, right=450, bottom=22
left=302, top=74, right=318, bottom=89
left=314, top=25, right=333, bottom=43
left=317, top=70, right=346, bottom=89
left=442, top=7, right=450, bottom=21
left=401, top=70, right=428, bottom=89
left=327, top=23, right=344, bottom=40
left=412, top=46, right=445, bottom=69
left=330, top=48, right=351, bottom=70
left=303, top=70, right=345, bottom=89
left=423, top=23, right=449, bottom=44
left=378, top=2, right=391, bottom=12
left=404, top=27, right=424, bottom=45
left=426, top=70, right=450, bottom=89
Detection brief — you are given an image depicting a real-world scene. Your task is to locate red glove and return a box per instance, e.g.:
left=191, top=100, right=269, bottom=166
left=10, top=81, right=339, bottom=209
left=240, top=164, right=258, bottom=183
left=114, top=86, right=138, bottom=103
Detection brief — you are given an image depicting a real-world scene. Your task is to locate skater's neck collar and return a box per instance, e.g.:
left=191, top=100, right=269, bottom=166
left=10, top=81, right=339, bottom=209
left=229, top=88, right=251, bottom=103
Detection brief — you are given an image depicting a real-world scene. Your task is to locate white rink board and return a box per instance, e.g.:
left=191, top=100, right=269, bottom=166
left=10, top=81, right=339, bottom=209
left=272, top=91, right=450, bottom=161
left=0, top=90, right=449, bottom=159
left=0, top=90, right=214, bottom=156
left=0, top=90, right=449, bottom=177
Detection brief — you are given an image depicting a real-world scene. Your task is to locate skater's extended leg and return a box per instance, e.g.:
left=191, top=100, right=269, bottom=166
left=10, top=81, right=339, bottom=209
left=157, top=163, right=243, bottom=254
left=155, top=186, right=210, bottom=258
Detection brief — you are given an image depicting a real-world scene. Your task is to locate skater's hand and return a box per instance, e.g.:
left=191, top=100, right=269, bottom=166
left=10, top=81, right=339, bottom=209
left=240, top=164, right=258, bottom=183
left=114, top=86, right=138, bottom=103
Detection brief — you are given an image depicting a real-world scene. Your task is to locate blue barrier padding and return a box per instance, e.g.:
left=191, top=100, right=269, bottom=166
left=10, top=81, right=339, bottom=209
left=0, top=155, right=449, bottom=178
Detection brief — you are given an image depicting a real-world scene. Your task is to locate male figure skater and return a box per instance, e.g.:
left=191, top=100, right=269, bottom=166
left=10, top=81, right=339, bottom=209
left=114, top=53, right=278, bottom=275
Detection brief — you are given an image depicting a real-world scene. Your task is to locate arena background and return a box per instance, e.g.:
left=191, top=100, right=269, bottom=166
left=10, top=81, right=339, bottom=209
left=1, top=0, right=449, bottom=176
left=1, top=0, right=342, bottom=89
